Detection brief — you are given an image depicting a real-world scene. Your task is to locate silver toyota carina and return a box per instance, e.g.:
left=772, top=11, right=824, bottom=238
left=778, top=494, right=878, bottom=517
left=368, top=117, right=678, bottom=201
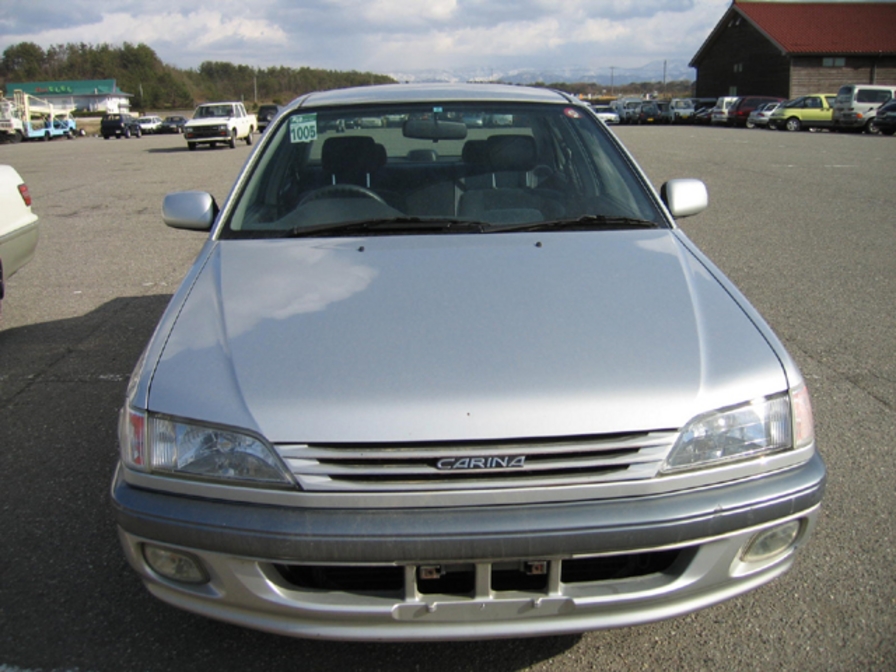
left=112, top=84, right=825, bottom=641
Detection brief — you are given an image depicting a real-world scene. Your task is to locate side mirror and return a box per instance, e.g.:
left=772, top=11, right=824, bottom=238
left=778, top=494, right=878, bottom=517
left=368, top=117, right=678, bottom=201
left=162, top=191, right=217, bottom=231
left=661, top=179, right=708, bottom=218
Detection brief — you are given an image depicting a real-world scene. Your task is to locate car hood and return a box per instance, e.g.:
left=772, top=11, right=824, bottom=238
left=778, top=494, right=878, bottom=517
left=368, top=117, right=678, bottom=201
left=185, top=118, right=231, bottom=128
left=148, top=231, right=786, bottom=443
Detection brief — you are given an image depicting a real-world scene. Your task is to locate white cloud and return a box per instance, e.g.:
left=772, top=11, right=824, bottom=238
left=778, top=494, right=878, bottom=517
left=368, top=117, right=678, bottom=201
left=0, top=0, right=731, bottom=74
left=0, top=9, right=287, bottom=53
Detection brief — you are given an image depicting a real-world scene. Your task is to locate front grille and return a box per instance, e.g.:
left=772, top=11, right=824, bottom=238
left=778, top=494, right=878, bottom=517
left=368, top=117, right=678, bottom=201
left=276, top=431, right=677, bottom=492
left=272, top=549, right=685, bottom=599
left=190, top=126, right=228, bottom=138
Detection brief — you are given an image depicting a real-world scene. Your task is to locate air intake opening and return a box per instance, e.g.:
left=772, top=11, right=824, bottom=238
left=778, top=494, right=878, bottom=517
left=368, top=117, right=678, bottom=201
left=562, top=549, right=682, bottom=583
left=275, top=564, right=405, bottom=596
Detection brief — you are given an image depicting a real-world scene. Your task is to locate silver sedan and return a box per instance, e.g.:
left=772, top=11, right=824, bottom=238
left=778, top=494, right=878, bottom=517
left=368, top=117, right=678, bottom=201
left=112, top=84, right=825, bottom=641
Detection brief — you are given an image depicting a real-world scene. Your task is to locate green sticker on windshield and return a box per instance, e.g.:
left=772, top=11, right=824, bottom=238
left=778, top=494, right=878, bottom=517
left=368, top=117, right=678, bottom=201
left=290, top=114, right=318, bottom=143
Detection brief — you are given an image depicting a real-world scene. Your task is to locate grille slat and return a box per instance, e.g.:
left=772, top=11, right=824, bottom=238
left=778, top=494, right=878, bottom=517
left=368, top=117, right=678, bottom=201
left=276, top=431, right=677, bottom=492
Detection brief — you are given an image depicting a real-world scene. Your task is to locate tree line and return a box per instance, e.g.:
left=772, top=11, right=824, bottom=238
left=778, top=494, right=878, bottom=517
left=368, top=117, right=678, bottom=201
left=1, top=41, right=695, bottom=111
left=0, top=41, right=396, bottom=111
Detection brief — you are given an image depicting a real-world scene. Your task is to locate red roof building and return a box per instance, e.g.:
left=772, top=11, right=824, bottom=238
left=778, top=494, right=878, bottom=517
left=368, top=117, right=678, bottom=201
left=690, top=1, right=896, bottom=99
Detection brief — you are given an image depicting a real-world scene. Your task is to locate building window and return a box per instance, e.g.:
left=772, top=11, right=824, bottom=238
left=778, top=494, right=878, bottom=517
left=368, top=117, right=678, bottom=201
left=822, top=57, right=845, bottom=67
left=729, top=86, right=738, bottom=95
left=733, top=63, right=744, bottom=73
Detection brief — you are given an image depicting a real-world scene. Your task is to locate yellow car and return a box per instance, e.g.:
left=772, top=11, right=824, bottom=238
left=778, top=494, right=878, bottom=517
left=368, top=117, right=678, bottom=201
left=769, top=94, right=838, bottom=131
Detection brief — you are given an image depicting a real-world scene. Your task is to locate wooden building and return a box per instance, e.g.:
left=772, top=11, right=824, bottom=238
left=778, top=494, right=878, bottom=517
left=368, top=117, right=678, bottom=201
left=690, top=1, right=896, bottom=99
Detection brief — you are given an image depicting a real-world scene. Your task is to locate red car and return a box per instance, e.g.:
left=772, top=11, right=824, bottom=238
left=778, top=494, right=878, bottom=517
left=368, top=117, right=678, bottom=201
left=728, top=96, right=784, bottom=128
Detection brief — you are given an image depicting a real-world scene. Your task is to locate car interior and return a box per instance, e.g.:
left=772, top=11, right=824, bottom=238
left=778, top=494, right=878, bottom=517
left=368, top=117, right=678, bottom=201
left=226, top=103, right=661, bottom=235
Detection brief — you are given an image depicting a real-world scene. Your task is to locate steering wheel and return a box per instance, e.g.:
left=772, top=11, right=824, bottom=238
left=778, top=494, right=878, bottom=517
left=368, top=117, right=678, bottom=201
left=298, top=184, right=388, bottom=207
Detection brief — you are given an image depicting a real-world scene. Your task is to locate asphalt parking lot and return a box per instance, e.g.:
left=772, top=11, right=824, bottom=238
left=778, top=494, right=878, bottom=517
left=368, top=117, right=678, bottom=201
left=1, top=126, right=894, bottom=671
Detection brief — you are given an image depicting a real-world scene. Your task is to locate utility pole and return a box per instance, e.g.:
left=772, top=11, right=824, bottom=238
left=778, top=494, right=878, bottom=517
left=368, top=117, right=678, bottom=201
left=610, top=66, right=615, bottom=95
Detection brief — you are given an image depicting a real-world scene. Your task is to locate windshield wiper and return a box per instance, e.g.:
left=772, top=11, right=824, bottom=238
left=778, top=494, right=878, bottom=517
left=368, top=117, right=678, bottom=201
left=287, top=217, right=487, bottom=238
left=482, top=215, right=661, bottom=233
left=284, top=215, right=660, bottom=238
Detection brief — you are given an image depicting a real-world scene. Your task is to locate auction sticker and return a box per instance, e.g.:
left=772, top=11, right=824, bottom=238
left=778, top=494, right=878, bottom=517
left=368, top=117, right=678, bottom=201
left=290, top=114, right=318, bottom=143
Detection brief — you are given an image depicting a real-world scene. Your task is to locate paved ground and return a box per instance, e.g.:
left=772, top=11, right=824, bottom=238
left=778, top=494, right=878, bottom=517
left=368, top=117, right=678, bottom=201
left=0, top=125, right=894, bottom=671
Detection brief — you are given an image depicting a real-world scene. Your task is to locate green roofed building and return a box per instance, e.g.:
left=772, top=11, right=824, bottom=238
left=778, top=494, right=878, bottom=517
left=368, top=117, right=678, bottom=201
left=2, top=79, right=133, bottom=113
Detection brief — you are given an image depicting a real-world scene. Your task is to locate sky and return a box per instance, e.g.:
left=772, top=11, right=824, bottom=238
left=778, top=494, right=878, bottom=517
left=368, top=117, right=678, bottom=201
left=0, top=0, right=887, bottom=79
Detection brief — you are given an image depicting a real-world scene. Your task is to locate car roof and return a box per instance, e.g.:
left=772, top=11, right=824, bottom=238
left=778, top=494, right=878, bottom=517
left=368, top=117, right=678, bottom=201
left=295, top=83, right=576, bottom=109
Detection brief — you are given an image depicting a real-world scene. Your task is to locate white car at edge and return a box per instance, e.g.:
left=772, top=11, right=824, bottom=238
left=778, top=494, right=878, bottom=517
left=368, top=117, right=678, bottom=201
left=0, top=165, right=39, bottom=313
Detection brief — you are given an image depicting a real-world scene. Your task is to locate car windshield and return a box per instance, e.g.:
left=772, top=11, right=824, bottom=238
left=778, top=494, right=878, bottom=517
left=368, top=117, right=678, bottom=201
left=223, top=101, right=664, bottom=238
left=195, top=105, right=232, bottom=118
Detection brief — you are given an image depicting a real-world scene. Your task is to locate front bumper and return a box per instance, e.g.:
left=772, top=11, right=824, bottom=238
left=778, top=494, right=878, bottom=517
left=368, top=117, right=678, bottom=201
left=185, top=126, right=232, bottom=143
left=112, top=452, right=825, bottom=640
left=833, top=114, right=865, bottom=129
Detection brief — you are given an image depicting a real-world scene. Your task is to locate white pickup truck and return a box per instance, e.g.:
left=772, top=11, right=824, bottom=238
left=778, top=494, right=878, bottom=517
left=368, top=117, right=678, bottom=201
left=184, top=102, right=256, bottom=150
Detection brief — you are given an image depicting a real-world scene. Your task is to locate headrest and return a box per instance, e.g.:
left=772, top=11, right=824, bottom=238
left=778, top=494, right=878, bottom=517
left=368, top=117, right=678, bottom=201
left=407, top=149, right=438, bottom=162
left=462, top=140, right=489, bottom=167
left=486, top=135, right=536, bottom=172
left=321, top=136, right=385, bottom=175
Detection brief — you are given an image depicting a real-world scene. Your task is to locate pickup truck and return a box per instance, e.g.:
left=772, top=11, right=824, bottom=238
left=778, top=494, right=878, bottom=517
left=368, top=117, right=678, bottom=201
left=184, top=102, right=256, bottom=150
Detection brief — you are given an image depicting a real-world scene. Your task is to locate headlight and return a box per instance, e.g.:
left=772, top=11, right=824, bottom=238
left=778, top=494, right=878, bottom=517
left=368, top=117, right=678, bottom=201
left=120, top=409, right=293, bottom=486
left=662, top=386, right=814, bottom=473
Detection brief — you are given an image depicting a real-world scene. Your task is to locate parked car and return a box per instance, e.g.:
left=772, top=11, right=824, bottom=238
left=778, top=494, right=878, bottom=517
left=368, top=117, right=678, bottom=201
left=159, top=116, right=188, bottom=134
left=136, top=116, right=163, bottom=134
left=746, top=102, right=781, bottom=129
left=101, top=113, right=142, bottom=139
left=691, top=98, right=718, bottom=125
left=112, top=83, right=825, bottom=642
left=727, top=96, right=784, bottom=127
left=832, top=84, right=896, bottom=134
left=0, top=165, right=39, bottom=314
left=617, top=98, right=643, bottom=124
left=769, top=94, right=837, bottom=132
left=636, top=101, right=661, bottom=124
left=669, top=98, right=695, bottom=123
left=256, top=104, right=280, bottom=132
left=874, top=98, right=896, bottom=136
left=655, top=100, right=672, bottom=124
left=591, top=104, right=619, bottom=125
left=710, top=96, right=739, bottom=125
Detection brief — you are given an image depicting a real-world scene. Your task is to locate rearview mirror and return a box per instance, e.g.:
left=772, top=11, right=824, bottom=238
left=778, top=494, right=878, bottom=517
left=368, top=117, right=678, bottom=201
left=403, top=119, right=468, bottom=141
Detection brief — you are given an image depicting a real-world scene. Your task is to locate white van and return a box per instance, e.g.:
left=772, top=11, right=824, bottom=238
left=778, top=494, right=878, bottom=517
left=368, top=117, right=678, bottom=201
left=833, top=84, right=896, bottom=133
left=710, top=96, right=739, bottom=125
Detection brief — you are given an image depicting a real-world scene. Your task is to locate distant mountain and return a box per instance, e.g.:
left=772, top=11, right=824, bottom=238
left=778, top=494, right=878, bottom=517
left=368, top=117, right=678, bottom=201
left=388, top=61, right=695, bottom=86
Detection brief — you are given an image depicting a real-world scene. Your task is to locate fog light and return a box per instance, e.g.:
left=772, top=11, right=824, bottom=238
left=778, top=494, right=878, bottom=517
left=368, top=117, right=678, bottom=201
left=741, top=521, right=801, bottom=563
left=143, top=544, right=209, bottom=584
